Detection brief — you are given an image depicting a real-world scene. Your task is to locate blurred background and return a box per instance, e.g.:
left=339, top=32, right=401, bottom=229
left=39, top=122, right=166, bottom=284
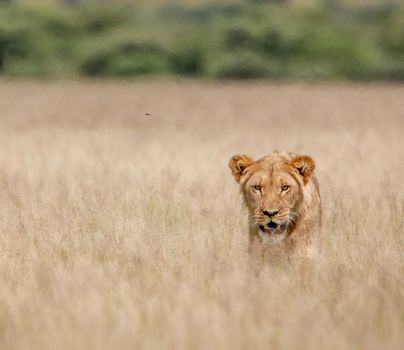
left=1, top=0, right=404, bottom=81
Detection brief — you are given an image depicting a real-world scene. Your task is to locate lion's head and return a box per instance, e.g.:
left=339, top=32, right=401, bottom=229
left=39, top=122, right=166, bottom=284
left=229, top=151, right=317, bottom=245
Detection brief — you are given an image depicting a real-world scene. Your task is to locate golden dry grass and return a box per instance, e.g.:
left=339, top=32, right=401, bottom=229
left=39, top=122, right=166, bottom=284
left=0, top=79, right=403, bottom=350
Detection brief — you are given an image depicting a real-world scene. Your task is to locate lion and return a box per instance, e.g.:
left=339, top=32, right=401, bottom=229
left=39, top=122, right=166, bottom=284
left=229, top=151, right=322, bottom=259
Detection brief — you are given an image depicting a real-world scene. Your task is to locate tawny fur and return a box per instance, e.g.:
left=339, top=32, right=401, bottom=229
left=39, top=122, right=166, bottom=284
left=229, top=151, right=322, bottom=259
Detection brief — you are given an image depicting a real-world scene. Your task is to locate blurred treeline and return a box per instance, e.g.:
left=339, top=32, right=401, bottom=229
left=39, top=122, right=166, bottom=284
left=1, top=0, right=404, bottom=80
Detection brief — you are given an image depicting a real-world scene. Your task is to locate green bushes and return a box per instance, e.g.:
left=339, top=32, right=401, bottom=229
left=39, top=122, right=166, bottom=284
left=1, top=3, right=404, bottom=80
left=81, top=38, right=170, bottom=76
left=169, top=35, right=205, bottom=75
left=206, top=51, right=271, bottom=79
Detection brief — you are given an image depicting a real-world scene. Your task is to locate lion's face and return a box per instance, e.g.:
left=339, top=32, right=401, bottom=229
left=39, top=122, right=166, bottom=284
left=229, top=152, right=315, bottom=245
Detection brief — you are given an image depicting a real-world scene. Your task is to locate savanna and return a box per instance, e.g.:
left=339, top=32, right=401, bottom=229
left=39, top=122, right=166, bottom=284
left=0, top=80, right=403, bottom=350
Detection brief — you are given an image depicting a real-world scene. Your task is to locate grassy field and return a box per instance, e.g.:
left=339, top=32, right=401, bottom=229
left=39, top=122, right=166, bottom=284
left=0, top=79, right=403, bottom=350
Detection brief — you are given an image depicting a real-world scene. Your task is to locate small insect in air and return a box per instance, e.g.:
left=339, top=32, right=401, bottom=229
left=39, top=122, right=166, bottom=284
left=145, top=113, right=151, bottom=117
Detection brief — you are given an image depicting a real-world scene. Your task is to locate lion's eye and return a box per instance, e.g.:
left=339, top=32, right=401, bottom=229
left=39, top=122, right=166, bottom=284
left=253, top=185, right=261, bottom=191
left=281, top=185, right=290, bottom=192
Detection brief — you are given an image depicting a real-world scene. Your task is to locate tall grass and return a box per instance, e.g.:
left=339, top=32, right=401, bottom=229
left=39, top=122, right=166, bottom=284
left=0, top=80, right=402, bottom=349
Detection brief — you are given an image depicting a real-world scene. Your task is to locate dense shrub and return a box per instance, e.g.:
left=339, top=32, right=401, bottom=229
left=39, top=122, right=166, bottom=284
left=81, top=38, right=170, bottom=76
left=0, top=22, right=48, bottom=76
left=77, top=6, right=137, bottom=34
left=1, top=3, right=404, bottom=80
left=169, top=35, right=206, bottom=75
left=206, top=51, right=273, bottom=79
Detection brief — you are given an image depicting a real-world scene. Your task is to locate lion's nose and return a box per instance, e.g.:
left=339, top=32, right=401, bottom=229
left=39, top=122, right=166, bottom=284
left=262, top=209, right=279, bottom=217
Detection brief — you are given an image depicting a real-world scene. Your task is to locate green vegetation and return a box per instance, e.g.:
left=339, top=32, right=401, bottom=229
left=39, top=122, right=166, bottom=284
left=1, top=2, right=404, bottom=80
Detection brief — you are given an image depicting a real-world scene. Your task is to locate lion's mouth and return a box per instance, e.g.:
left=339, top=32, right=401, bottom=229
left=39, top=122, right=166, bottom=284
left=259, top=221, right=287, bottom=234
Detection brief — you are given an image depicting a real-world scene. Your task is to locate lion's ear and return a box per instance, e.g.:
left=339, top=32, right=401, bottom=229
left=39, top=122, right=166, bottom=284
left=290, top=155, right=315, bottom=183
left=229, top=154, right=255, bottom=182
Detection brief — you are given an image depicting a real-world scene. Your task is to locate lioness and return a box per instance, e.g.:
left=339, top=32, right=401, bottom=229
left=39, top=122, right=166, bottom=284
left=229, top=151, right=321, bottom=259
